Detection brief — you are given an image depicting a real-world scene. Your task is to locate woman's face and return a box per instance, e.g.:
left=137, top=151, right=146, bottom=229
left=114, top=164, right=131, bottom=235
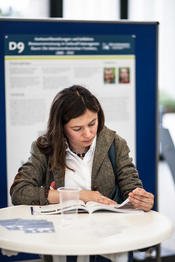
left=64, top=109, right=98, bottom=151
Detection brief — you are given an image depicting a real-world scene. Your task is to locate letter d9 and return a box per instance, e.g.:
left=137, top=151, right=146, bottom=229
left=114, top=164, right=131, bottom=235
left=9, top=41, right=25, bottom=54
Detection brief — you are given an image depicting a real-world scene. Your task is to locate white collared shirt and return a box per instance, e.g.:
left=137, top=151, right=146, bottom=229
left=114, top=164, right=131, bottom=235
left=64, top=137, right=96, bottom=190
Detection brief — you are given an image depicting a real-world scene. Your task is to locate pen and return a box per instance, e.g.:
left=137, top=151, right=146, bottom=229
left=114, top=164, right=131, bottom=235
left=30, top=206, right=34, bottom=215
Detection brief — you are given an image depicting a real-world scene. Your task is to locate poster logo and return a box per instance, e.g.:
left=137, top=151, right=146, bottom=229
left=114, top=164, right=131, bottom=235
left=9, top=41, right=25, bottom=54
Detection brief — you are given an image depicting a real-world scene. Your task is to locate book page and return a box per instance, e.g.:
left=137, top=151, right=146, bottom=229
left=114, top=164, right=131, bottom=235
left=85, top=201, right=119, bottom=214
left=85, top=198, right=143, bottom=214
left=32, top=203, right=61, bottom=215
left=32, top=200, right=86, bottom=215
left=86, top=198, right=129, bottom=210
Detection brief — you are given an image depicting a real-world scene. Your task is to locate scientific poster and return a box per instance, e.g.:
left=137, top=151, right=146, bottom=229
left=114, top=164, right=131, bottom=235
left=4, top=34, right=135, bottom=204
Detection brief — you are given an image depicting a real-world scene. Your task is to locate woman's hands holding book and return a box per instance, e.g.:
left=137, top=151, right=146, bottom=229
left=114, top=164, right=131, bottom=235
left=80, top=190, right=116, bottom=205
left=48, top=189, right=116, bottom=205
left=47, top=186, right=154, bottom=211
left=128, top=187, right=154, bottom=212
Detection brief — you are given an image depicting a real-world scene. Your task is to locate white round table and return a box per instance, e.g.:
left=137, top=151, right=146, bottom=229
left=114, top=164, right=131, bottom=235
left=0, top=205, right=173, bottom=256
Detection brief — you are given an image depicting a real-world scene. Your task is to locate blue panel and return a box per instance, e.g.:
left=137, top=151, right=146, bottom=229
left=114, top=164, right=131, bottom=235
left=0, top=19, right=158, bottom=212
left=0, top=30, right=7, bottom=208
left=0, top=250, right=40, bottom=262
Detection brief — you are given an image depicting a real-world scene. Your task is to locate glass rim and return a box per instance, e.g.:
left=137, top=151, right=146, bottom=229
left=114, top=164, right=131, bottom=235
left=57, top=187, right=80, bottom=192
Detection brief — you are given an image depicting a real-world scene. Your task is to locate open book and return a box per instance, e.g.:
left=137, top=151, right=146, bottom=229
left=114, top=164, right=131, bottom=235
left=31, top=198, right=142, bottom=215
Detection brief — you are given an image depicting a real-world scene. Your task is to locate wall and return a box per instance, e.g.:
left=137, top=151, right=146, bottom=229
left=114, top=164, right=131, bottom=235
left=0, top=0, right=49, bottom=18
left=63, top=0, right=120, bottom=20
left=128, top=0, right=175, bottom=98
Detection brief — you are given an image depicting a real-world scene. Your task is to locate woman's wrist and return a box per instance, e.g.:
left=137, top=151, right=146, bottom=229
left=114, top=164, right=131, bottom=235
left=79, top=190, right=86, bottom=202
left=47, top=189, right=59, bottom=204
left=80, top=190, right=91, bottom=203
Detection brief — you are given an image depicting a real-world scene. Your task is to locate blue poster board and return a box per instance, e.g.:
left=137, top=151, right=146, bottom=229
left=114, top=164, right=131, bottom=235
left=0, top=18, right=158, bottom=211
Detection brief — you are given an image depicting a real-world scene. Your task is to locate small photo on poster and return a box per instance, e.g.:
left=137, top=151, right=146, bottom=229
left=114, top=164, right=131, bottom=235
left=118, top=67, right=130, bottom=84
left=103, top=67, right=116, bottom=84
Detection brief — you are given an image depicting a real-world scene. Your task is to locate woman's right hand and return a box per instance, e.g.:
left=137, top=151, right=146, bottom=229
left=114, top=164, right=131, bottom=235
left=80, top=190, right=116, bottom=205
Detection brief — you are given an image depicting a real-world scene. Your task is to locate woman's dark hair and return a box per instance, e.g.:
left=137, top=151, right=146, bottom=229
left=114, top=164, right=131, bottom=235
left=37, top=85, right=104, bottom=174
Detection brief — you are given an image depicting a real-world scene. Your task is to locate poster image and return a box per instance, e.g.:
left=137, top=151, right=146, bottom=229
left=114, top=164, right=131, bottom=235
left=4, top=34, right=136, bottom=204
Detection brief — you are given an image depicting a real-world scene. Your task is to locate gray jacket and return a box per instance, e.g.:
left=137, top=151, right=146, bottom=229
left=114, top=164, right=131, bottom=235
left=10, top=126, right=142, bottom=205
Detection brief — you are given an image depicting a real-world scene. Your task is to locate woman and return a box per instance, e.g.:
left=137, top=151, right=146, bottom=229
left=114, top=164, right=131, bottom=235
left=10, top=85, right=154, bottom=211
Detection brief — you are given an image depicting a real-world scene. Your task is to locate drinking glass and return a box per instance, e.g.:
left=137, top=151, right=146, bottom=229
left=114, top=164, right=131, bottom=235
left=58, top=187, right=79, bottom=226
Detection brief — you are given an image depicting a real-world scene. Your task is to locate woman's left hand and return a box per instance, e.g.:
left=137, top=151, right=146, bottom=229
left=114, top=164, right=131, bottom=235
left=128, top=187, right=154, bottom=212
